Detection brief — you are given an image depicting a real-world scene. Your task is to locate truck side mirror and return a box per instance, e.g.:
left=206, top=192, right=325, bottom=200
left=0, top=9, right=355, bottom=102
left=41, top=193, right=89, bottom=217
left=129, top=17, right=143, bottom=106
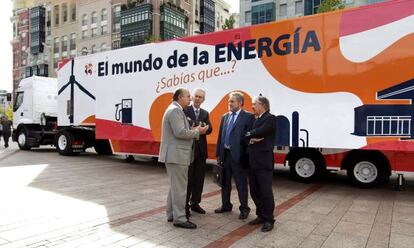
left=6, top=93, right=11, bottom=102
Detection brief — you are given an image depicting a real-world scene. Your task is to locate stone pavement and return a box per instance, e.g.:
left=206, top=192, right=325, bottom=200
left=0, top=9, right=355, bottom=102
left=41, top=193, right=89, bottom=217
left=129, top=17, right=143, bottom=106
left=0, top=143, right=414, bottom=248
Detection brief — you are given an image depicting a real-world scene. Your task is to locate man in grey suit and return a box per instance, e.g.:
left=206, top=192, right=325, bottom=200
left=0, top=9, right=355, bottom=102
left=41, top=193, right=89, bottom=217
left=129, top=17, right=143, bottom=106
left=159, top=88, right=209, bottom=229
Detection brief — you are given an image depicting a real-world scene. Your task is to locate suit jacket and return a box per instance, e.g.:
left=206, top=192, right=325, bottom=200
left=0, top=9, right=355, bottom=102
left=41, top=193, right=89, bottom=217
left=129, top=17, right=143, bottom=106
left=247, top=111, right=277, bottom=170
left=216, top=109, right=254, bottom=164
left=184, top=106, right=213, bottom=160
left=158, top=101, right=200, bottom=165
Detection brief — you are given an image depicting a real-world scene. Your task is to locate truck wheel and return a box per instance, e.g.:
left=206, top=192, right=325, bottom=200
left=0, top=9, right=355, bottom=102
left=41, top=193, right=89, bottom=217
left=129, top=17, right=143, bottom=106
left=17, top=127, right=31, bottom=150
left=94, top=139, right=113, bottom=155
left=289, top=152, right=325, bottom=183
left=347, top=156, right=386, bottom=188
left=56, top=131, right=74, bottom=156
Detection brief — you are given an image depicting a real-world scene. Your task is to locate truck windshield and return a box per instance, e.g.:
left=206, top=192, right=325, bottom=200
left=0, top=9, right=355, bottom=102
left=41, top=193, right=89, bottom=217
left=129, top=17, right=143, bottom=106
left=13, top=92, right=24, bottom=112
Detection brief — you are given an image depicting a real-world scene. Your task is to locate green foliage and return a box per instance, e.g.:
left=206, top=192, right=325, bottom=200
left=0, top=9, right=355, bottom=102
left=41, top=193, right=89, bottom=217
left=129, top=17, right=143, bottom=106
left=144, top=35, right=159, bottom=44
left=222, top=15, right=236, bottom=30
left=317, top=0, right=345, bottom=13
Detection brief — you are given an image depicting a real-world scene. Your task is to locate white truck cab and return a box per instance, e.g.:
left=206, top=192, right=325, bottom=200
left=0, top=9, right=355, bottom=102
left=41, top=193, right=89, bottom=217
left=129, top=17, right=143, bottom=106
left=12, top=76, right=58, bottom=150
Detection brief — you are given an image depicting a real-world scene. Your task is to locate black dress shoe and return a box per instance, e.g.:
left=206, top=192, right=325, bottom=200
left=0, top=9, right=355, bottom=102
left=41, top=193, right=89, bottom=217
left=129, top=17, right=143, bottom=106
left=261, top=222, right=274, bottom=232
left=173, top=221, right=197, bottom=229
left=191, top=205, right=206, bottom=214
left=167, top=218, right=173, bottom=222
left=214, top=207, right=232, bottom=213
left=248, top=217, right=264, bottom=225
left=239, top=211, right=250, bottom=220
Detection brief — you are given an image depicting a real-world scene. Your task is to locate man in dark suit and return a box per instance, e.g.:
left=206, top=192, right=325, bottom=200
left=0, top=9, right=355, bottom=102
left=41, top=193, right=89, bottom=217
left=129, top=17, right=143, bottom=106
left=215, top=91, right=254, bottom=220
left=184, top=88, right=213, bottom=216
left=245, top=95, right=276, bottom=232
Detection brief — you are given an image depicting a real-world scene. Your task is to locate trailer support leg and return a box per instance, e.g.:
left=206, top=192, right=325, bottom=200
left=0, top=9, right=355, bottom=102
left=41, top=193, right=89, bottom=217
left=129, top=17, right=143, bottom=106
left=394, top=173, right=405, bottom=191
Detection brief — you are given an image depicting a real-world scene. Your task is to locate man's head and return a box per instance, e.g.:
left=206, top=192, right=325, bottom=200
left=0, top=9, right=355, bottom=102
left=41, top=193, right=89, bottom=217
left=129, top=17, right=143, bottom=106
left=192, top=88, right=205, bottom=108
left=228, top=91, right=244, bottom=112
left=173, top=88, right=191, bottom=108
left=252, top=95, right=270, bottom=116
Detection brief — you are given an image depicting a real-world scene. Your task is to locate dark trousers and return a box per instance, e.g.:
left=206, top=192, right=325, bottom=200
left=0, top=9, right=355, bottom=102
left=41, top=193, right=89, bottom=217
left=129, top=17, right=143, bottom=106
left=221, top=149, right=250, bottom=212
left=249, top=169, right=275, bottom=223
left=186, top=150, right=206, bottom=206
left=3, top=133, right=10, bottom=147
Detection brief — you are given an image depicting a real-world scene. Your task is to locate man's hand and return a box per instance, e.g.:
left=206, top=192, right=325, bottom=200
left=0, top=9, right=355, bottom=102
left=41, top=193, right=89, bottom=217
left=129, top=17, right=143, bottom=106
left=198, top=125, right=209, bottom=135
left=249, top=138, right=264, bottom=144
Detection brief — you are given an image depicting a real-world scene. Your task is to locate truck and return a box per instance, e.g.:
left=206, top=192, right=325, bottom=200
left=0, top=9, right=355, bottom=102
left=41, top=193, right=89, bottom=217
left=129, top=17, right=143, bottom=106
left=13, top=0, right=414, bottom=188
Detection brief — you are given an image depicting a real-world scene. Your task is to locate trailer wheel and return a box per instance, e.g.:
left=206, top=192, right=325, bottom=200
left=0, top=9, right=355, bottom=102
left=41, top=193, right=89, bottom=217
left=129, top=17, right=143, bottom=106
left=347, top=156, right=386, bottom=188
left=94, top=139, right=113, bottom=155
left=55, top=130, right=75, bottom=156
left=289, top=152, right=325, bottom=183
left=17, top=127, right=31, bottom=150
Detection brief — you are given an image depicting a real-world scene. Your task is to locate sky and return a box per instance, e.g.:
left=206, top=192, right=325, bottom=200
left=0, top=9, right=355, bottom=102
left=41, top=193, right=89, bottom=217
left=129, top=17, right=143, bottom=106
left=0, top=0, right=239, bottom=93
left=0, top=0, right=13, bottom=92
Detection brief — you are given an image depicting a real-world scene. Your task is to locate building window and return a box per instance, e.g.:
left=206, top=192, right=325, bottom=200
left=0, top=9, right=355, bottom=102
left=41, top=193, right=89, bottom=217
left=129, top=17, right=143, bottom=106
left=92, top=11, right=97, bottom=24
left=112, top=40, right=120, bottom=49
left=245, top=11, right=251, bottom=23
left=101, top=43, right=107, bottom=52
left=92, top=27, right=97, bottom=37
left=101, top=25, right=108, bottom=35
left=70, top=33, right=76, bottom=56
left=280, top=4, right=287, bottom=17
left=54, top=5, right=59, bottom=26
left=295, top=1, right=304, bottom=15
left=62, top=3, right=68, bottom=22
left=81, top=47, right=88, bottom=56
left=82, top=14, right=88, bottom=26
left=82, top=30, right=88, bottom=39
left=252, top=3, right=275, bottom=25
left=101, top=8, right=107, bottom=21
left=71, top=3, right=76, bottom=21
left=53, top=37, right=60, bottom=54
left=61, top=35, right=68, bottom=57
left=91, top=45, right=97, bottom=54
left=114, top=23, right=120, bottom=32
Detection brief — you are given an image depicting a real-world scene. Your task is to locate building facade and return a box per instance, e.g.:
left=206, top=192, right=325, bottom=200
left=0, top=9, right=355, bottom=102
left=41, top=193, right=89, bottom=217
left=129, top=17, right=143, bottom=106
left=240, top=0, right=387, bottom=27
left=77, top=0, right=113, bottom=56
left=214, top=0, right=230, bottom=31
left=50, top=0, right=78, bottom=77
left=120, top=0, right=193, bottom=48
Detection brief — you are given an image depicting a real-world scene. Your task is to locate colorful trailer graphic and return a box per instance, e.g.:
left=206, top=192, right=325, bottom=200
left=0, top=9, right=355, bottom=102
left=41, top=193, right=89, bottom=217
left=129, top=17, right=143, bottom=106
left=55, top=0, right=414, bottom=187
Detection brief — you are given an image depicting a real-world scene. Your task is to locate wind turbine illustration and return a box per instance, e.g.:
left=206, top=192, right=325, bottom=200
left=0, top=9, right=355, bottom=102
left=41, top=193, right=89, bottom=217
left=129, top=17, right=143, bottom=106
left=58, top=59, right=96, bottom=125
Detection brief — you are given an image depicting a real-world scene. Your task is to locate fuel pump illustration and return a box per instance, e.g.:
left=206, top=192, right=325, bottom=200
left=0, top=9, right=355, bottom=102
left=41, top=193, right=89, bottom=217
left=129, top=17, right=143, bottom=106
left=115, top=98, right=133, bottom=125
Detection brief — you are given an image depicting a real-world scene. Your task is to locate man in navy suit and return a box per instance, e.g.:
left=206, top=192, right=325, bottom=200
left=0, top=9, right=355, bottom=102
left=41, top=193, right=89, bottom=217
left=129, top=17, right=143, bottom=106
left=245, top=95, right=276, bottom=232
left=184, top=88, right=213, bottom=216
left=215, top=91, right=254, bottom=220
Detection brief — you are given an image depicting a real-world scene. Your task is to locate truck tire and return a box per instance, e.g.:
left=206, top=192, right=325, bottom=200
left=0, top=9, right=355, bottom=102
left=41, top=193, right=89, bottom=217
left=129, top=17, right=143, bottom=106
left=17, top=127, right=31, bottom=150
left=289, top=151, right=325, bottom=183
left=347, top=156, right=386, bottom=188
left=94, top=139, right=113, bottom=155
left=55, top=130, right=75, bottom=156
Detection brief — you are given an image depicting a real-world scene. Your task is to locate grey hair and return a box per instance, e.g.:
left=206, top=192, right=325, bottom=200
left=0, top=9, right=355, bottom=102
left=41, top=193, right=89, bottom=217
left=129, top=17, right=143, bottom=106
left=255, top=96, right=270, bottom=111
left=229, top=91, right=244, bottom=106
left=192, top=88, right=206, bottom=98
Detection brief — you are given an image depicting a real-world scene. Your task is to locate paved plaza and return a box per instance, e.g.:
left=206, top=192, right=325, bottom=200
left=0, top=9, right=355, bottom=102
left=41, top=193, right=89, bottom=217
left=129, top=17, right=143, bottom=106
left=1, top=143, right=414, bottom=248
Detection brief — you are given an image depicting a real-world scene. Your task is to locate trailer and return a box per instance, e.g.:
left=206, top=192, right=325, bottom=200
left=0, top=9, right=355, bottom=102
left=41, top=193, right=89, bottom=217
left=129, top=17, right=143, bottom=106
left=15, top=0, right=414, bottom=188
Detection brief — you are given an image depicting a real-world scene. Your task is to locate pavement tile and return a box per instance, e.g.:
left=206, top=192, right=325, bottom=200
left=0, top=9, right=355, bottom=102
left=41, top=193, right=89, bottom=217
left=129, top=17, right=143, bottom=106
left=321, top=232, right=368, bottom=248
left=256, top=230, right=306, bottom=248
left=341, top=211, right=376, bottom=225
left=391, top=222, right=414, bottom=237
left=389, top=233, right=414, bottom=248
left=298, top=234, right=327, bottom=248
left=332, top=221, right=372, bottom=237
left=276, top=220, right=317, bottom=237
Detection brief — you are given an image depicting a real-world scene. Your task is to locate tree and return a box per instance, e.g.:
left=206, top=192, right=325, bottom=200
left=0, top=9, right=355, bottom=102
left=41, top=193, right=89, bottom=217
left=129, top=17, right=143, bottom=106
left=144, top=35, right=159, bottom=44
left=222, top=15, right=236, bottom=30
left=317, top=0, right=345, bottom=14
